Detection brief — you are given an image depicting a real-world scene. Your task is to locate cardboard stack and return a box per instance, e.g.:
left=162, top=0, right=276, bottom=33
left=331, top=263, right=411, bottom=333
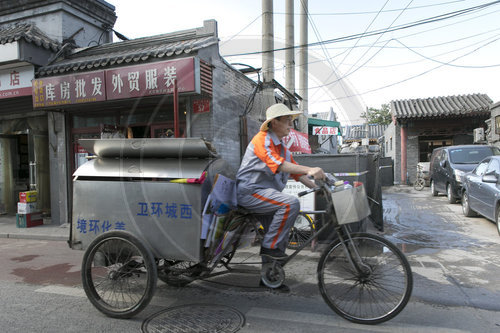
left=16, top=191, right=43, bottom=228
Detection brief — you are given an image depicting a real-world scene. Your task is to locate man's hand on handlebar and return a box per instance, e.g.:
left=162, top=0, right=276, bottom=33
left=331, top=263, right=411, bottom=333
left=307, top=167, right=326, bottom=181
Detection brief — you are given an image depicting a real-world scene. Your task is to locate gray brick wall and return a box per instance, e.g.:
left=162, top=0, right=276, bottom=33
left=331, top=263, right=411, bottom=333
left=383, top=122, right=401, bottom=184
left=191, top=55, right=264, bottom=172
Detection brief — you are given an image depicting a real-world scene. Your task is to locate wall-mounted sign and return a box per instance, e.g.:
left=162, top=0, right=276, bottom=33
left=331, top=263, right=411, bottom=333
left=496, top=115, right=500, bottom=135
left=0, top=65, right=34, bottom=99
left=312, top=126, right=338, bottom=135
left=33, top=57, right=199, bottom=108
left=33, top=71, right=106, bottom=107
left=192, top=98, right=210, bottom=114
left=106, top=57, right=196, bottom=100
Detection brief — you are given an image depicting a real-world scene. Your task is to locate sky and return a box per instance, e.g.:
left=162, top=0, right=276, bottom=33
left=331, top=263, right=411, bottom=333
left=111, top=0, right=500, bottom=124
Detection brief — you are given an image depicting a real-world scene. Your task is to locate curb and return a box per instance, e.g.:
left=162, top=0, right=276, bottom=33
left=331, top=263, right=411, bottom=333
left=0, top=233, right=68, bottom=241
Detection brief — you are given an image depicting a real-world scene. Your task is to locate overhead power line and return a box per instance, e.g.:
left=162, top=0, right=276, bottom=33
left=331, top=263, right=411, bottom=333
left=311, top=0, right=414, bottom=99
left=313, top=36, right=500, bottom=104
left=222, top=0, right=500, bottom=57
left=394, top=37, right=500, bottom=68
left=274, top=0, right=467, bottom=16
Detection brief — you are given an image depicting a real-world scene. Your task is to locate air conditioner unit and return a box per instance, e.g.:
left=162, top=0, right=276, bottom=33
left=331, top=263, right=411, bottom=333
left=473, top=128, right=485, bottom=143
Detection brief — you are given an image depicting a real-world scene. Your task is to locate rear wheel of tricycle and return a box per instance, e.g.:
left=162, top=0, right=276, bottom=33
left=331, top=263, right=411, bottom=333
left=81, top=231, right=157, bottom=319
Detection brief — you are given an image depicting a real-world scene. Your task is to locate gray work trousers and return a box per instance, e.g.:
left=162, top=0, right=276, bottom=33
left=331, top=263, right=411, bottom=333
left=237, top=188, right=300, bottom=252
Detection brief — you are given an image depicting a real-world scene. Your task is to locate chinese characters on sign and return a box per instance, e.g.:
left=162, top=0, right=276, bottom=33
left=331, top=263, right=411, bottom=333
left=312, top=126, right=339, bottom=135
left=32, top=58, right=198, bottom=108
left=76, top=218, right=124, bottom=234
left=0, top=66, right=34, bottom=99
left=33, top=71, right=106, bottom=108
left=75, top=201, right=193, bottom=235
left=193, top=98, right=210, bottom=114
left=137, top=201, right=193, bottom=219
left=106, top=58, right=196, bottom=99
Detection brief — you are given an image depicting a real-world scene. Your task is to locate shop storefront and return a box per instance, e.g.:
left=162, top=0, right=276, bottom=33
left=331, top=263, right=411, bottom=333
left=0, top=65, right=51, bottom=216
left=33, top=56, right=210, bottom=171
left=33, top=48, right=218, bottom=224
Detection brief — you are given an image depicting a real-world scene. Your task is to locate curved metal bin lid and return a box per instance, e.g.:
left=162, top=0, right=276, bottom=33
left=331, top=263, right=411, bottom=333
left=78, top=138, right=212, bottom=159
left=73, top=158, right=208, bottom=179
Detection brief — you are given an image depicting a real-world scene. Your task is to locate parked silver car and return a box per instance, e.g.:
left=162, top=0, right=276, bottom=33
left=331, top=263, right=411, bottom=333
left=461, top=155, right=500, bottom=235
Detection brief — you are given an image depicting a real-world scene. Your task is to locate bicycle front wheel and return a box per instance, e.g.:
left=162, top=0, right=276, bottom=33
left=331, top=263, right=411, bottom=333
left=81, top=231, right=157, bottom=319
left=317, top=232, right=412, bottom=325
left=287, top=213, right=315, bottom=249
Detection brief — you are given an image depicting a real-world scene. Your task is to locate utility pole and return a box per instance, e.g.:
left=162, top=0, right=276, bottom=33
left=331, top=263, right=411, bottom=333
left=298, top=0, right=308, bottom=132
left=285, top=0, right=295, bottom=95
left=262, top=0, right=275, bottom=109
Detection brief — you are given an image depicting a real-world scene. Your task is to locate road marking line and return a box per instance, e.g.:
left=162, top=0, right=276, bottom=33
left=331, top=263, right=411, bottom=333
left=246, top=307, right=469, bottom=332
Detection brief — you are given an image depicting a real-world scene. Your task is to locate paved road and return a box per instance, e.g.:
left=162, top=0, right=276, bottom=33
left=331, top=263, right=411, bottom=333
left=0, top=185, right=499, bottom=332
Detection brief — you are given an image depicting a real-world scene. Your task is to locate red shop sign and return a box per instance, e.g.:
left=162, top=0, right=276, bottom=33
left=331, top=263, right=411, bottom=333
left=105, top=57, right=197, bottom=100
left=32, top=57, right=199, bottom=108
left=33, top=71, right=106, bottom=108
left=193, top=99, right=210, bottom=114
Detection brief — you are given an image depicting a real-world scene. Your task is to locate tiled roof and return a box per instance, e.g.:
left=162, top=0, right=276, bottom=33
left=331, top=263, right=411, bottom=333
left=37, top=29, right=219, bottom=76
left=0, top=23, right=60, bottom=51
left=342, top=124, right=388, bottom=141
left=391, top=94, right=492, bottom=119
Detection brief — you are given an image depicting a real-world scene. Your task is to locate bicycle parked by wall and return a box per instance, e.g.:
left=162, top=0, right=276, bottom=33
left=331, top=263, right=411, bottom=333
left=80, top=173, right=413, bottom=325
left=413, top=162, right=429, bottom=191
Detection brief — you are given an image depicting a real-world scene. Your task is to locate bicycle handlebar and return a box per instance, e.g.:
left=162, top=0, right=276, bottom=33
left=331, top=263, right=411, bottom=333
left=298, top=187, right=320, bottom=197
left=298, top=172, right=346, bottom=197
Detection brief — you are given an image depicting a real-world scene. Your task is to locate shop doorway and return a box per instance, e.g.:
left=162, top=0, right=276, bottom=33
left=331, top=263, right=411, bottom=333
left=0, top=134, right=28, bottom=214
left=0, top=133, right=50, bottom=215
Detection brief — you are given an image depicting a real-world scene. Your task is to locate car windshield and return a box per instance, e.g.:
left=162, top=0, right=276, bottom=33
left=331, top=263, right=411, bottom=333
left=449, top=147, right=498, bottom=164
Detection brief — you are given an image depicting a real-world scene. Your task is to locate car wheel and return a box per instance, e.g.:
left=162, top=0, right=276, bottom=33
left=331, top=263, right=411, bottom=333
left=430, top=180, right=438, bottom=197
left=462, top=191, right=476, bottom=217
left=446, top=184, right=457, bottom=204
left=496, top=206, right=500, bottom=236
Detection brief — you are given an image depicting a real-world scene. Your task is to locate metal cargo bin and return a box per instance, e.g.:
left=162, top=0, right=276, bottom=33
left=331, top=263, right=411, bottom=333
left=331, top=185, right=371, bottom=225
left=70, top=138, right=213, bottom=262
left=294, top=153, right=383, bottom=231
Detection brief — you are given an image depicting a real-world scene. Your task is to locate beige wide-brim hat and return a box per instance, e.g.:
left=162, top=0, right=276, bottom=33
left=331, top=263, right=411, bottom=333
left=260, top=104, right=302, bottom=131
